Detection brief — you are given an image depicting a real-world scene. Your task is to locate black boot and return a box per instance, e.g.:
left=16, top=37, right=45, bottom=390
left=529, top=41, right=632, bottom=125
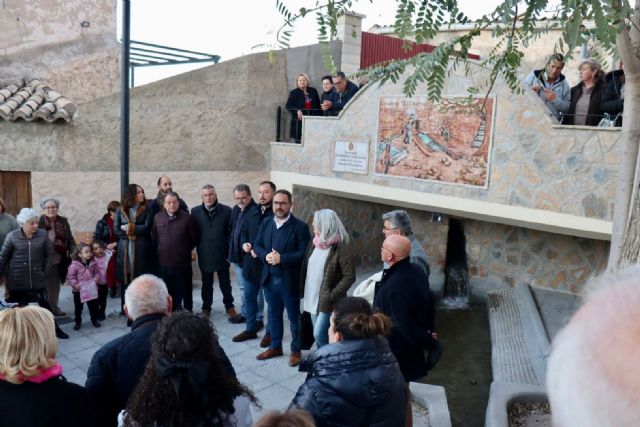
left=55, top=323, right=69, bottom=339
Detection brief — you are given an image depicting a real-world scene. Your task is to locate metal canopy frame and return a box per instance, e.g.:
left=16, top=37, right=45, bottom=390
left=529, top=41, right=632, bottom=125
left=128, top=40, right=221, bottom=86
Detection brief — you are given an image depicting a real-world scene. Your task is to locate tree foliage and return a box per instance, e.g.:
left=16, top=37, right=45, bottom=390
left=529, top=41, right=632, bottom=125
left=275, top=0, right=633, bottom=105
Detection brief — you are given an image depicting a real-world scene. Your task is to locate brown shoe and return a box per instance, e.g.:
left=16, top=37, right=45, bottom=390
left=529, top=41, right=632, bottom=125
left=259, top=333, right=272, bottom=348
left=226, top=307, right=238, bottom=318
left=256, top=348, right=283, bottom=360
left=233, top=330, right=258, bottom=342
left=200, top=309, right=211, bottom=318
left=289, top=351, right=302, bottom=367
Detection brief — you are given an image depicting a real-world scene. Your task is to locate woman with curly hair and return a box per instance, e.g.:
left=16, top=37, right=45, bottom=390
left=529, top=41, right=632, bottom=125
left=122, top=311, right=256, bottom=427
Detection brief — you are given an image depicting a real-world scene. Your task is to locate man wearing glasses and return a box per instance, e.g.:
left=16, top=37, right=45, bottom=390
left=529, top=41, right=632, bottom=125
left=523, top=53, right=571, bottom=120
left=329, top=71, right=360, bottom=113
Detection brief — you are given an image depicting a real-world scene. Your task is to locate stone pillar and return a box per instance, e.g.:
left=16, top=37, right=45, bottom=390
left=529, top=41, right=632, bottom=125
left=336, top=11, right=366, bottom=75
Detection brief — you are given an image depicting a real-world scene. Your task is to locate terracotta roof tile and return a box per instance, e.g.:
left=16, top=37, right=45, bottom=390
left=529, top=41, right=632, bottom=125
left=0, top=79, right=77, bottom=123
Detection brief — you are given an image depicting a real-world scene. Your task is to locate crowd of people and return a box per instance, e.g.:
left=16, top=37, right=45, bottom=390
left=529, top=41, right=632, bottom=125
left=0, top=177, right=440, bottom=426
left=524, top=52, right=625, bottom=126
left=285, top=71, right=361, bottom=143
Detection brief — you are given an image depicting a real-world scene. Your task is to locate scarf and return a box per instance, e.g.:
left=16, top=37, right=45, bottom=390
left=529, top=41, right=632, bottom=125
left=313, top=233, right=341, bottom=250
left=0, top=363, right=63, bottom=384
left=42, top=216, right=67, bottom=254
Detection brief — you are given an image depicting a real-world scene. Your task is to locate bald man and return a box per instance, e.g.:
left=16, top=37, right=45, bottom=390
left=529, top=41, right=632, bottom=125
left=373, top=234, right=437, bottom=382
left=547, top=266, right=640, bottom=427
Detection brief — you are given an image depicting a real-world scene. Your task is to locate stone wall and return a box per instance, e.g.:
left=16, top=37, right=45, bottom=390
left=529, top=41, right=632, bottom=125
left=465, top=220, right=609, bottom=295
left=271, top=61, right=620, bottom=223
left=293, top=187, right=449, bottom=270
left=0, top=0, right=119, bottom=103
left=292, top=188, right=609, bottom=294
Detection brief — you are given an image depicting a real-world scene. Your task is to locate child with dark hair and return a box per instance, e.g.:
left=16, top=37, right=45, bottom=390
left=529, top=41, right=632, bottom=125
left=291, top=296, right=407, bottom=426
left=91, top=240, right=111, bottom=320
left=66, top=243, right=101, bottom=330
left=123, top=312, right=256, bottom=427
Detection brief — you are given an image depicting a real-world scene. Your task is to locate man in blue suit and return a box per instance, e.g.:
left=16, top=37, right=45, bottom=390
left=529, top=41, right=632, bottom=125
left=254, top=189, right=311, bottom=367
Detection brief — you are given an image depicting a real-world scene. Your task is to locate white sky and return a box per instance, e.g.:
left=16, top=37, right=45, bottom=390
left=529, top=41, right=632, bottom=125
left=122, top=0, right=502, bottom=86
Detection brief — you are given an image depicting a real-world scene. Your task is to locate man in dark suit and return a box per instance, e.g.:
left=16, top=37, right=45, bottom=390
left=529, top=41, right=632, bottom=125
left=191, top=184, right=235, bottom=318
left=374, top=234, right=437, bottom=382
left=253, top=189, right=311, bottom=366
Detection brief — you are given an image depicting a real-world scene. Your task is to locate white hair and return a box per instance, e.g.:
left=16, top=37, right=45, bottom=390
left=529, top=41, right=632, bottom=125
left=547, top=265, right=640, bottom=427
left=16, top=208, right=39, bottom=225
left=312, top=209, right=350, bottom=244
left=124, top=274, right=169, bottom=320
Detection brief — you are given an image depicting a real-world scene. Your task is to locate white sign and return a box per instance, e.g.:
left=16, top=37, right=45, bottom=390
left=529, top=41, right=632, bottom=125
left=333, top=141, right=369, bottom=174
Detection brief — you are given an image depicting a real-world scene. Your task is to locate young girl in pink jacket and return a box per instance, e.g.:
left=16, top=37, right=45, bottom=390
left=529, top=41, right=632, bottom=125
left=66, top=243, right=101, bottom=330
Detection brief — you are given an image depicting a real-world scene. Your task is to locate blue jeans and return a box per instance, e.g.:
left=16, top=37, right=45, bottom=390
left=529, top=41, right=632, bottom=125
left=234, top=263, right=265, bottom=321
left=263, top=275, right=300, bottom=352
left=244, top=279, right=267, bottom=332
left=310, top=312, right=331, bottom=348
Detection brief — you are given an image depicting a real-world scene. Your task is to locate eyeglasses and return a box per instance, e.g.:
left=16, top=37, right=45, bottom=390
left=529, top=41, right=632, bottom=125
left=44, top=206, right=58, bottom=210
left=382, top=226, right=397, bottom=232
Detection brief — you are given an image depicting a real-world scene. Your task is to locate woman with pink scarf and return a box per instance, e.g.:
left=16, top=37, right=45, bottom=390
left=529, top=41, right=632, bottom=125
left=0, top=306, right=102, bottom=426
left=299, top=209, right=355, bottom=348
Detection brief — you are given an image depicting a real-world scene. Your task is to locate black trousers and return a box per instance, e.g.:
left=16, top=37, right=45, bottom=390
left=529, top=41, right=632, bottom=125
left=96, top=284, right=108, bottom=317
left=8, top=289, right=52, bottom=310
left=159, top=265, right=192, bottom=311
left=73, top=292, right=99, bottom=323
left=201, top=268, right=233, bottom=310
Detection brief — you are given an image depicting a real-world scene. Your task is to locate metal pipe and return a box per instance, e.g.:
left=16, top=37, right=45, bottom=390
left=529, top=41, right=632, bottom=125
left=276, top=106, right=281, bottom=142
left=120, top=0, right=130, bottom=198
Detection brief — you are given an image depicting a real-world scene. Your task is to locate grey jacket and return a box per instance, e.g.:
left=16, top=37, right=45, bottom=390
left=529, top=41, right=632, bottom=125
left=0, top=228, right=53, bottom=291
left=523, top=70, right=571, bottom=119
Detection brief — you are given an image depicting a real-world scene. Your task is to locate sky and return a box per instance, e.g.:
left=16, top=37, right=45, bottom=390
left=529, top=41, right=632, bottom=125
left=122, top=0, right=502, bottom=86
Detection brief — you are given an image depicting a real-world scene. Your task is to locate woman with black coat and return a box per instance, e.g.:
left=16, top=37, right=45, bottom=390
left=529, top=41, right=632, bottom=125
left=291, top=297, right=407, bottom=427
left=601, top=68, right=625, bottom=126
left=563, top=59, right=606, bottom=126
left=114, top=184, right=154, bottom=313
left=286, top=73, right=321, bottom=143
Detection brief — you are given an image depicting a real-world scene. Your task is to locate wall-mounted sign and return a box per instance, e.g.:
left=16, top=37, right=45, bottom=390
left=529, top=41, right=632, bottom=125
left=333, top=140, right=369, bottom=174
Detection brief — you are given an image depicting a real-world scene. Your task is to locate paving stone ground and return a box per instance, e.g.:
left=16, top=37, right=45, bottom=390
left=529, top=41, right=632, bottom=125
left=54, top=270, right=432, bottom=425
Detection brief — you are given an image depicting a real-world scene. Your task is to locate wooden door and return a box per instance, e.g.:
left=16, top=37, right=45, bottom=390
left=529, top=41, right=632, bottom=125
left=0, top=171, right=32, bottom=215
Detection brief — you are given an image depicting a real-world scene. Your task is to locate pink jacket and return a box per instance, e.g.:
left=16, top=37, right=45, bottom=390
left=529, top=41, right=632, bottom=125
left=93, top=251, right=112, bottom=285
left=66, top=259, right=99, bottom=292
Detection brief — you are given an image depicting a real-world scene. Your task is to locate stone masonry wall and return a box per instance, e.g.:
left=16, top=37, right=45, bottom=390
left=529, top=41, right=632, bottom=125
left=465, top=220, right=609, bottom=294
left=271, top=61, right=620, bottom=222
left=293, top=188, right=609, bottom=294
left=293, top=187, right=449, bottom=271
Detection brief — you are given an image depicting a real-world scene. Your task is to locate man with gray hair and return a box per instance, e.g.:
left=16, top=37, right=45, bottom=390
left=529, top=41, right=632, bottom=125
left=547, top=266, right=640, bottom=427
left=382, top=210, right=430, bottom=279
left=86, top=274, right=235, bottom=426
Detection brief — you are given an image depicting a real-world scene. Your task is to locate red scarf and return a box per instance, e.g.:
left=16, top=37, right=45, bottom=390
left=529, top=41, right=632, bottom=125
left=42, top=216, right=67, bottom=254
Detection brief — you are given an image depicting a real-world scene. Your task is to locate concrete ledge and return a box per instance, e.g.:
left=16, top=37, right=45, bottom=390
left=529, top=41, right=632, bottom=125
left=514, top=284, right=551, bottom=382
left=271, top=171, right=612, bottom=241
left=411, top=383, right=452, bottom=427
left=485, top=382, right=547, bottom=427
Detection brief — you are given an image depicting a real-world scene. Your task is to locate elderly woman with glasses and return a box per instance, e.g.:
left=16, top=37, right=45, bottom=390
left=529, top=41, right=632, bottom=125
left=299, top=209, right=355, bottom=348
left=38, top=197, right=76, bottom=316
left=0, top=208, right=69, bottom=338
left=0, top=306, right=99, bottom=425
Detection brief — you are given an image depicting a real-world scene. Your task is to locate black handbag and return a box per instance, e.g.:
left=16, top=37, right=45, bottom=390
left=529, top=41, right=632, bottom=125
left=298, top=311, right=315, bottom=350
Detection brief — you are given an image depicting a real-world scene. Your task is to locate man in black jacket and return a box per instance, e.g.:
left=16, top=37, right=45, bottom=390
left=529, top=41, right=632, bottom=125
left=85, top=274, right=235, bottom=427
left=191, top=184, right=235, bottom=318
left=373, top=234, right=437, bottom=382
left=232, top=180, right=275, bottom=343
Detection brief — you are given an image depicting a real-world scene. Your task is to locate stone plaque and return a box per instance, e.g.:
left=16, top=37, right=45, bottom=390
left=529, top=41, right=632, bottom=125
left=333, top=140, right=369, bottom=174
